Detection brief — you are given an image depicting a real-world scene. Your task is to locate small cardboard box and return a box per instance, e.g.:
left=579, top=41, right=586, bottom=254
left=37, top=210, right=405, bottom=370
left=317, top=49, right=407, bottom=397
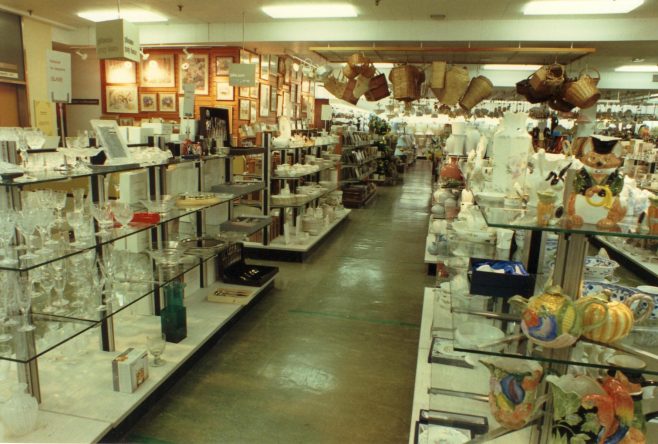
left=112, top=348, right=149, bottom=393
left=468, top=258, right=536, bottom=299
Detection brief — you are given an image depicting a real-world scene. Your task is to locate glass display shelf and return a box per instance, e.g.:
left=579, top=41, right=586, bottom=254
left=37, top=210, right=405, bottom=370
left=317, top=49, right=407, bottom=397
left=210, top=181, right=265, bottom=195
left=270, top=185, right=338, bottom=208
left=448, top=278, right=658, bottom=377
left=219, top=216, right=272, bottom=235
left=0, top=163, right=144, bottom=188
left=481, top=206, right=658, bottom=241
left=0, top=193, right=236, bottom=272
left=6, top=245, right=229, bottom=363
left=272, top=165, right=335, bottom=180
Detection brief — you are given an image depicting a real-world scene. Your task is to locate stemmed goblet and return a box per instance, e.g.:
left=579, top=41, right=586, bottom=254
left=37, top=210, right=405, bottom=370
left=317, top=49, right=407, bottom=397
left=146, top=334, right=166, bottom=367
left=15, top=209, right=39, bottom=261
left=16, top=276, right=36, bottom=332
left=110, top=201, right=134, bottom=233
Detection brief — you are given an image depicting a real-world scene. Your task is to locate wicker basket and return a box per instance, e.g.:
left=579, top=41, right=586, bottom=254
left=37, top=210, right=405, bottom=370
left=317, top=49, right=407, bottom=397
left=323, top=74, right=348, bottom=99
left=353, top=74, right=371, bottom=98
left=389, top=65, right=422, bottom=102
left=516, top=77, right=552, bottom=104
left=431, top=61, right=447, bottom=90
left=548, top=96, right=576, bottom=113
left=364, top=73, right=390, bottom=101
left=347, top=53, right=369, bottom=69
left=342, top=63, right=360, bottom=79
left=459, top=75, right=493, bottom=111
left=529, top=64, right=565, bottom=95
left=562, top=68, right=601, bottom=109
left=341, top=78, right=359, bottom=105
left=436, top=66, right=469, bottom=105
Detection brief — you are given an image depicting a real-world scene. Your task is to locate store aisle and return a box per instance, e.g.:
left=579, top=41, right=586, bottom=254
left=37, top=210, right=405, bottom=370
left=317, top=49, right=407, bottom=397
left=125, top=161, right=435, bottom=444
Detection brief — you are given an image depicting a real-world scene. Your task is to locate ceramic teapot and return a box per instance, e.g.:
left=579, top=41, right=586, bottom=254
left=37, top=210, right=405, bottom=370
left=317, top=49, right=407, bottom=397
left=480, top=357, right=545, bottom=430
left=578, top=290, right=654, bottom=344
left=510, top=285, right=608, bottom=348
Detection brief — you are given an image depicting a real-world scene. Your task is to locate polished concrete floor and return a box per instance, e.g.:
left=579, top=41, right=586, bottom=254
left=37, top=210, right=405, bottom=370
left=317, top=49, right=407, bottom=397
left=124, top=161, right=434, bottom=443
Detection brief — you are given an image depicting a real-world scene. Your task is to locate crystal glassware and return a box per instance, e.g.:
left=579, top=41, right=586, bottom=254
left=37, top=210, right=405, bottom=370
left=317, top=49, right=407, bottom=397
left=52, top=191, right=68, bottom=225
left=91, top=203, right=115, bottom=236
left=51, top=260, right=69, bottom=312
left=0, top=212, right=16, bottom=265
left=146, top=333, right=166, bottom=367
left=38, top=264, right=57, bottom=315
left=0, top=292, right=13, bottom=343
left=15, top=209, right=39, bottom=261
left=16, top=277, right=36, bottom=332
left=66, top=211, right=84, bottom=246
left=110, top=201, right=134, bottom=232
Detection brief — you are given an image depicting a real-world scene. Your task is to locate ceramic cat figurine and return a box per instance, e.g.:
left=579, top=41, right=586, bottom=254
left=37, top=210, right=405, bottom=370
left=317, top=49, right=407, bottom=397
left=567, top=136, right=627, bottom=229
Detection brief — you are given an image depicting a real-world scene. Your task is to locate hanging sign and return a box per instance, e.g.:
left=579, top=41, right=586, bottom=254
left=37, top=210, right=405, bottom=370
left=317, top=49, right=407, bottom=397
left=320, top=104, right=333, bottom=121
left=96, top=19, right=140, bottom=62
left=46, top=50, right=71, bottom=103
left=229, top=64, right=256, bottom=87
left=181, top=83, right=195, bottom=117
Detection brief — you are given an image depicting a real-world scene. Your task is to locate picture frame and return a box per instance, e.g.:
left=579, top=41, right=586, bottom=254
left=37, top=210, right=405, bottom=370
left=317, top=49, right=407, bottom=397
left=105, top=85, right=138, bottom=113
left=239, top=100, right=250, bottom=120
left=215, top=56, right=233, bottom=76
left=240, top=50, right=250, bottom=64
left=277, top=94, right=283, bottom=117
left=178, top=53, right=209, bottom=95
left=215, top=78, right=234, bottom=101
left=118, top=117, right=134, bottom=127
left=259, top=84, right=270, bottom=117
left=249, top=85, right=258, bottom=98
left=239, top=86, right=250, bottom=97
left=283, top=91, right=291, bottom=117
left=105, top=60, right=136, bottom=84
left=140, top=93, right=157, bottom=112
left=269, top=55, right=279, bottom=76
left=270, top=89, right=278, bottom=113
left=302, top=78, right=310, bottom=94
left=140, top=54, right=174, bottom=87
left=158, top=92, right=177, bottom=112
left=250, top=100, right=257, bottom=123
left=260, top=55, right=269, bottom=81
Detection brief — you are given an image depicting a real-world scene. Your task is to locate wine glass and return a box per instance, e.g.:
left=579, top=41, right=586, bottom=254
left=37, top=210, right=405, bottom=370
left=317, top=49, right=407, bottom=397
left=33, top=208, right=56, bottom=253
left=52, top=191, right=68, bottom=225
left=15, top=209, right=39, bottom=261
left=37, top=263, right=57, bottom=314
left=146, top=334, right=166, bottom=367
left=51, top=260, right=69, bottom=312
left=66, top=211, right=84, bottom=246
left=110, top=201, right=134, bottom=233
left=16, top=276, right=36, bottom=332
left=0, top=212, right=17, bottom=265
left=72, top=189, right=85, bottom=212
left=91, top=204, right=115, bottom=236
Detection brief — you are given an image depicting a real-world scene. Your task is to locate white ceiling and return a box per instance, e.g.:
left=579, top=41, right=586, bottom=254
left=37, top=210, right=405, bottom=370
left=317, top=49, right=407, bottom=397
left=4, top=0, right=658, bottom=26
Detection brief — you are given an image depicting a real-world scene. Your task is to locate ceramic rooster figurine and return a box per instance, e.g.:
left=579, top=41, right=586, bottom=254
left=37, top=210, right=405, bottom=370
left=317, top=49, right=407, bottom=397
left=567, top=136, right=627, bottom=229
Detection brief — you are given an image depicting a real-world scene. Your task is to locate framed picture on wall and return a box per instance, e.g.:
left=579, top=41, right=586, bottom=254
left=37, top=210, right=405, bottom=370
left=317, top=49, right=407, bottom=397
left=277, top=94, right=283, bottom=117
left=302, top=78, right=310, bottom=94
left=269, top=55, right=279, bottom=76
left=158, top=92, right=177, bottom=112
left=140, top=93, right=157, bottom=112
left=239, top=100, right=250, bottom=120
left=239, top=86, right=249, bottom=97
left=106, top=85, right=138, bottom=113
left=249, top=85, right=258, bottom=98
left=215, top=78, right=234, bottom=101
left=259, top=84, right=270, bottom=117
left=240, top=50, right=250, bottom=64
left=140, top=54, right=174, bottom=87
left=105, top=60, right=136, bottom=84
left=250, top=100, right=257, bottom=123
left=215, top=56, right=233, bottom=76
left=270, top=88, right=277, bottom=113
left=178, top=53, right=209, bottom=95
left=283, top=91, right=291, bottom=117
left=250, top=54, right=260, bottom=77
left=260, top=55, right=269, bottom=81
left=118, top=117, right=134, bottom=127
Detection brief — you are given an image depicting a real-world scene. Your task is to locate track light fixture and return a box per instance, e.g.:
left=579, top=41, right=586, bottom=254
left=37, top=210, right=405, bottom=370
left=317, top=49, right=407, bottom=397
left=140, top=49, right=150, bottom=60
left=75, top=50, right=88, bottom=60
left=182, top=47, right=193, bottom=60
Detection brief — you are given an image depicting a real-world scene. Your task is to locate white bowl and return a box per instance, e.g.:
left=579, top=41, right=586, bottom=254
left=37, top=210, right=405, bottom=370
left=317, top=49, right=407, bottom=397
left=455, top=322, right=505, bottom=352
left=584, top=256, right=619, bottom=281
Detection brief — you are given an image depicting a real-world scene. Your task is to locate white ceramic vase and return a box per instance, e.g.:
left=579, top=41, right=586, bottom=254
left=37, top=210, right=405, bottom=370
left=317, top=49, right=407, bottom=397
left=491, top=112, right=532, bottom=196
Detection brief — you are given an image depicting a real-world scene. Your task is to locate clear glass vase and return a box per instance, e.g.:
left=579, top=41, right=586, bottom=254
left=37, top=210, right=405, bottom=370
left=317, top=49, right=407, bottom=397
left=2, top=383, right=38, bottom=436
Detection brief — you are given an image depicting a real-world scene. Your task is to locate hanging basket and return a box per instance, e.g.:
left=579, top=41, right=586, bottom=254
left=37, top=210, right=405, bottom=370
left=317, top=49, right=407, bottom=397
left=389, top=65, right=422, bottom=102
left=352, top=74, right=371, bottom=98
left=341, top=78, right=360, bottom=105
left=459, top=75, right=494, bottom=111
left=342, top=63, right=360, bottom=79
left=323, top=74, right=348, bottom=99
left=562, top=68, right=601, bottom=109
left=364, top=73, right=390, bottom=101
left=436, top=66, right=470, bottom=105
left=548, top=96, right=576, bottom=113
left=360, top=63, right=377, bottom=79
left=529, top=64, right=565, bottom=96
left=431, top=61, right=447, bottom=90
left=516, top=78, right=552, bottom=104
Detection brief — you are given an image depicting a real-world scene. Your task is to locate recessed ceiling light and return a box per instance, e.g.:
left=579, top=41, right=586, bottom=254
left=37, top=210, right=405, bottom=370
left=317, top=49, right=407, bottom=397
left=262, top=4, right=358, bottom=19
left=483, top=64, right=542, bottom=71
left=615, top=65, right=658, bottom=72
left=78, top=9, right=168, bottom=23
left=632, top=57, right=645, bottom=63
left=523, top=0, right=643, bottom=15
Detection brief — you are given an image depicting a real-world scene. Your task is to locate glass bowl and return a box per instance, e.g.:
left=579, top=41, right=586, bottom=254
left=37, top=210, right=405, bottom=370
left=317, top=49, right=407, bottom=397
left=140, top=195, right=176, bottom=214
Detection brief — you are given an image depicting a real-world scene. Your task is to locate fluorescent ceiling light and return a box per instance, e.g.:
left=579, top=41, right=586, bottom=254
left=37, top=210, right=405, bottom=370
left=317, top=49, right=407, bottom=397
left=483, top=64, right=541, bottom=71
left=615, top=65, right=658, bottom=72
left=262, top=4, right=357, bottom=19
left=373, top=63, right=395, bottom=69
left=523, top=0, right=643, bottom=15
left=78, top=9, right=168, bottom=23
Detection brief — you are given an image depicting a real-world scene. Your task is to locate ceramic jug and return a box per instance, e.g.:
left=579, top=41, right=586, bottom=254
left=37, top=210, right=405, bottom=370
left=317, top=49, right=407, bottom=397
left=480, top=357, right=545, bottom=430
left=510, top=285, right=608, bottom=348
left=547, top=372, right=647, bottom=444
